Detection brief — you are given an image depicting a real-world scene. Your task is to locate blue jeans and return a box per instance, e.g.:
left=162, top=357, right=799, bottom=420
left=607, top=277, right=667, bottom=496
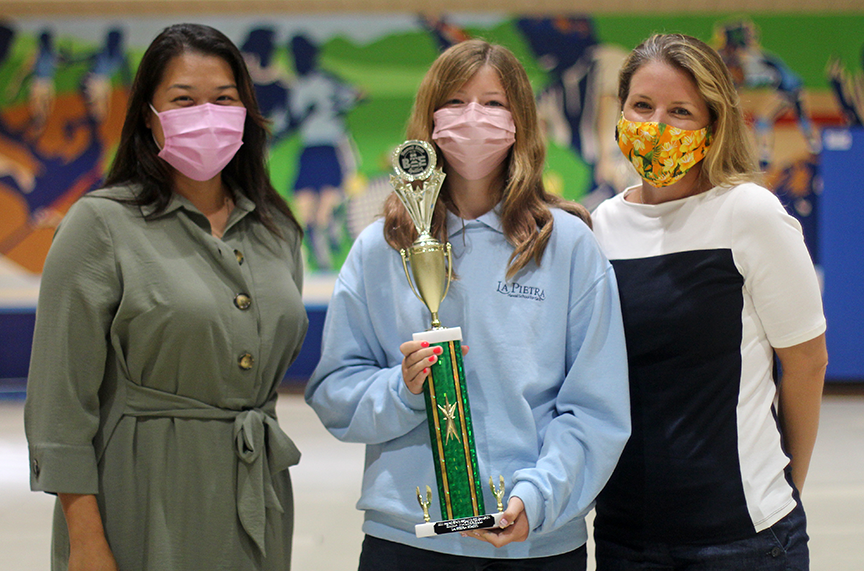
left=358, top=535, right=587, bottom=571
left=595, top=499, right=809, bottom=570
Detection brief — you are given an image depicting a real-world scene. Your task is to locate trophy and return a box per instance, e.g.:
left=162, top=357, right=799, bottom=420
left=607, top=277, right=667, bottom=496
left=389, top=140, right=505, bottom=538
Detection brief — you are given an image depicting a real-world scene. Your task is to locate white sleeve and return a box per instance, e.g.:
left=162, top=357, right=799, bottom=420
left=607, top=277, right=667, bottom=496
left=732, top=185, right=826, bottom=348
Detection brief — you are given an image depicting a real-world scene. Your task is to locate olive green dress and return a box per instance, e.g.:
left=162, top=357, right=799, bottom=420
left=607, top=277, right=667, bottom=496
left=24, top=185, right=308, bottom=570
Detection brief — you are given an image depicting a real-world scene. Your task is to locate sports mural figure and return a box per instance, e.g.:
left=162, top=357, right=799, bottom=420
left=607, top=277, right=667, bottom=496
left=241, top=27, right=292, bottom=134
left=3, top=28, right=59, bottom=138
left=827, top=45, right=864, bottom=127
left=715, top=19, right=821, bottom=170
left=0, top=23, right=37, bottom=194
left=81, top=28, right=132, bottom=124
left=420, top=14, right=471, bottom=53
left=288, top=34, right=362, bottom=271
left=715, top=19, right=822, bottom=261
left=516, top=16, right=637, bottom=209
left=0, top=26, right=127, bottom=274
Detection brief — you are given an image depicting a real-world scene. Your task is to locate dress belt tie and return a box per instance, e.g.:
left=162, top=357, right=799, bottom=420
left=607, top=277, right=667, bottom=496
left=124, top=381, right=301, bottom=556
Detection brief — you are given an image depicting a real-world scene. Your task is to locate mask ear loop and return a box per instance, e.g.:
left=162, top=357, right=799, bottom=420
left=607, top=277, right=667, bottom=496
left=614, top=111, right=626, bottom=143
left=148, top=103, right=165, bottom=152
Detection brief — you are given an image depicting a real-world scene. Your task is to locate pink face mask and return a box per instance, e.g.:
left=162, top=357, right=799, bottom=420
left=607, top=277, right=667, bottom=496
left=150, top=103, right=246, bottom=181
left=432, top=102, right=516, bottom=181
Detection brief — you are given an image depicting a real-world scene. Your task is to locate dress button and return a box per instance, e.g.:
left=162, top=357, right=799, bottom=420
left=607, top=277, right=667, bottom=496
left=238, top=353, right=254, bottom=370
left=32, top=458, right=40, bottom=476
left=234, top=249, right=244, bottom=265
left=234, top=293, right=252, bottom=310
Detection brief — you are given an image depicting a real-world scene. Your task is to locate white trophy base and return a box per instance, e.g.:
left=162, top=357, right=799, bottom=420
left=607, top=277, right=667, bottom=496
left=413, top=326, right=462, bottom=344
left=415, top=512, right=504, bottom=538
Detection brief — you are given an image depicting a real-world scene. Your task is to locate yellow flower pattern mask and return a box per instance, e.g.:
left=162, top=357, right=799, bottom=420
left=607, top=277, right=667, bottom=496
left=616, top=114, right=712, bottom=187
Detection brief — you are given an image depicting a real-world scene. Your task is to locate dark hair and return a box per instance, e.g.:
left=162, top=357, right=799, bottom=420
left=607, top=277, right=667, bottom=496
left=0, top=23, right=14, bottom=63
left=291, top=34, right=318, bottom=76
left=105, top=23, right=299, bottom=237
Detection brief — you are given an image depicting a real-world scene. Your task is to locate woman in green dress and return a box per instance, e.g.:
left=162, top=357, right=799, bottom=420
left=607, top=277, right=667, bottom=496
left=25, top=23, right=308, bottom=571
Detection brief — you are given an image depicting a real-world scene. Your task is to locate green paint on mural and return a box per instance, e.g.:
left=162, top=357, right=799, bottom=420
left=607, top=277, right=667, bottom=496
left=546, top=142, right=592, bottom=202
left=2, top=13, right=861, bottom=276
left=268, top=135, right=302, bottom=202
left=593, top=14, right=864, bottom=89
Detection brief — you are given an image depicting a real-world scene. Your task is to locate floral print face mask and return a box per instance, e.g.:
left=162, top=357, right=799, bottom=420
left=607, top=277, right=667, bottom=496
left=616, top=114, right=712, bottom=187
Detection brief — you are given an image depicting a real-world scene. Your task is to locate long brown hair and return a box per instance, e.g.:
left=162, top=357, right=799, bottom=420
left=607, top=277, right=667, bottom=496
left=105, top=23, right=299, bottom=237
left=383, top=39, right=589, bottom=280
left=618, top=34, right=761, bottom=189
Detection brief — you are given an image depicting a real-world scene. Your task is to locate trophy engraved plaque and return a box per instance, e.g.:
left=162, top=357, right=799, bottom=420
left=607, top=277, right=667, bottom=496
left=389, top=140, right=504, bottom=538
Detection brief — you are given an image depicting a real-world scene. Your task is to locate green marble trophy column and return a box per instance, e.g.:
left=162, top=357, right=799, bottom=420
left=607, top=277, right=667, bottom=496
left=389, top=140, right=504, bottom=538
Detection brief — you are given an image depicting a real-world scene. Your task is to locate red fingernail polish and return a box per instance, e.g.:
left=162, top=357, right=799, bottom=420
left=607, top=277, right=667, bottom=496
left=433, top=346, right=442, bottom=355
left=423, top=368, right=429, bottom=374
left=428, top=356, right=436, bottom=363
left=421, top=341, right=429, bottom=348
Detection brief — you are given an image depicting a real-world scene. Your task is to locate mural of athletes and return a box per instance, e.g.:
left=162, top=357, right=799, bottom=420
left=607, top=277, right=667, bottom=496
left=0, top=13, right=861, bottom=279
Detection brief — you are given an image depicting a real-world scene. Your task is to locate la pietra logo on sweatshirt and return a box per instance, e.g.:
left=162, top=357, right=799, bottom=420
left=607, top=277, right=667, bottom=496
left=496, top=281, right=546, bottom=302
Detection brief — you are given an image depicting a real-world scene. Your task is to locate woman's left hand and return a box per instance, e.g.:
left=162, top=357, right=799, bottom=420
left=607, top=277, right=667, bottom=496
left=775, top=333, right=828, bottom=492
left=463, top=496, right=529, bottom=548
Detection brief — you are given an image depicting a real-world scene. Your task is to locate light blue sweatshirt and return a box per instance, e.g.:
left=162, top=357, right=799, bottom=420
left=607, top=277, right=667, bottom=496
left=306, top=206, right=630, bottom=558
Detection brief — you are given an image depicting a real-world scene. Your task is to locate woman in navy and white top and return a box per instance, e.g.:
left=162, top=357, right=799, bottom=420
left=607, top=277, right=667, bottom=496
left=592, top=33, right=827, bottom=571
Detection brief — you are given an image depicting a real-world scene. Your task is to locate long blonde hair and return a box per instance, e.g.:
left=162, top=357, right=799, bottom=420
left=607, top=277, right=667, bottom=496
left=618, top=33, right=761, bottom=188
left=383, top=39, right=589, bottom=280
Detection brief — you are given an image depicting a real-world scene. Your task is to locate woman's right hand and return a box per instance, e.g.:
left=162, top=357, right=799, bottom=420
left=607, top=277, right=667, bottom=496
left=59, top=493, right=119, bottom=571
left=68, top=541, right=119, bottom=571
left=399, top=340, right=468, bottom=395
left=400, top=340, right=441, bottom=395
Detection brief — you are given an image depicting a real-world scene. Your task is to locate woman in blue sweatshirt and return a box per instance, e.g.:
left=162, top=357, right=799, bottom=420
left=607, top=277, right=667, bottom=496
left=306, top=39, right=630, bottom=570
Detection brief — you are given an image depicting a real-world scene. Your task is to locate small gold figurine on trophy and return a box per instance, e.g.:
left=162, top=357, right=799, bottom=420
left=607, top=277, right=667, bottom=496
left=389, top=140, right=505, bottom=538
left=416, top=485, right=433, bottom=523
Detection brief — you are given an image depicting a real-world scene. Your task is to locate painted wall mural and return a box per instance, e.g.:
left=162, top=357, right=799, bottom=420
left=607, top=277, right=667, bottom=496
left=1, top=13, right=861, bottom=282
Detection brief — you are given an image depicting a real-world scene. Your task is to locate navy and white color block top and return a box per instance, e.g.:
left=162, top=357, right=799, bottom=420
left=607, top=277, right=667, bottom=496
left=591, top=183, right=826, bottom=544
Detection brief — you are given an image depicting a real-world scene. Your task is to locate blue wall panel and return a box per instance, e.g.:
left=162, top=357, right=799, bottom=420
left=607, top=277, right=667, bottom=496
left=820, top=127, right=864, bottom=381
left=0, top=305, right=328, bottom=394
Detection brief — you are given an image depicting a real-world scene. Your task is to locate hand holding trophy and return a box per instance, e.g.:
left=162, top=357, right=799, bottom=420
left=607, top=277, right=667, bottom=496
left=389, top=140, right=505, bottom=538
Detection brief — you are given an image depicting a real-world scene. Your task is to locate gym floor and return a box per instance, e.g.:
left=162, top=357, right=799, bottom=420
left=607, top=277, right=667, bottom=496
left=1, top=387, right=862, bottom=570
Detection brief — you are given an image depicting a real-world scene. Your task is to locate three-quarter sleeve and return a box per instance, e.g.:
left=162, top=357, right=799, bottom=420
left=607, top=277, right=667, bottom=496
left=25, top=198, right=121, bottom=494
